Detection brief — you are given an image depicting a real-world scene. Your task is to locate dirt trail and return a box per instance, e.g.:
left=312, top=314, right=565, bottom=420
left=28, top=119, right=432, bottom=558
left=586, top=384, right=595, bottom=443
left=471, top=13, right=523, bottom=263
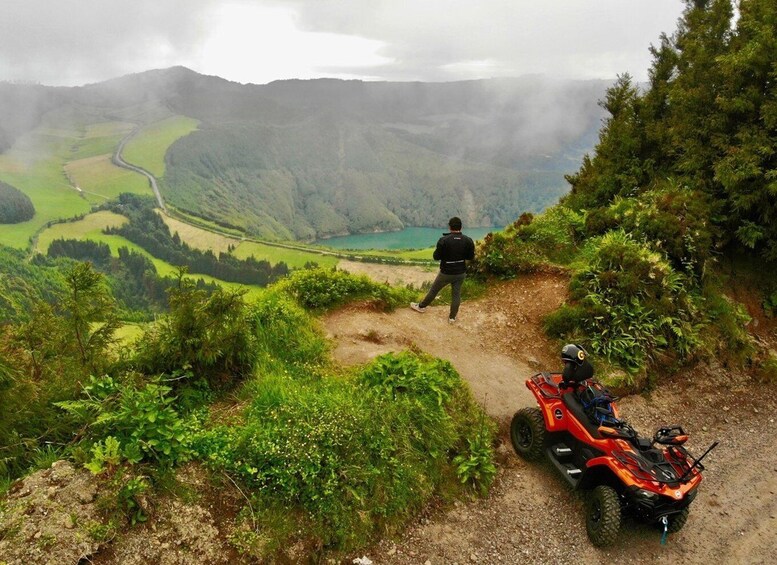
left=323, top=272, right=777, bottom=564
left=325, top=273, right=566, bottom=419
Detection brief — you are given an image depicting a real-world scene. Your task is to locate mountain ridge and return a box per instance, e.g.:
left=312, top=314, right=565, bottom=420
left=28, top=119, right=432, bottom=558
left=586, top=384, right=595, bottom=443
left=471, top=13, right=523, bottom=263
left=0, top=67, right=610, bottom=239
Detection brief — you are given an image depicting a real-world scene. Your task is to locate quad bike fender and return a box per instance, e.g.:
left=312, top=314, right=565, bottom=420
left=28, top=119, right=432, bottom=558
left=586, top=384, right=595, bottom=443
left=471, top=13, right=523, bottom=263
left=583, top=456, right=641, bottom=490
left=584, top=456, right=703, bottom=500
left=526, top=379, right=570, bottom=433
left=538, top=398, right=570, bottom=433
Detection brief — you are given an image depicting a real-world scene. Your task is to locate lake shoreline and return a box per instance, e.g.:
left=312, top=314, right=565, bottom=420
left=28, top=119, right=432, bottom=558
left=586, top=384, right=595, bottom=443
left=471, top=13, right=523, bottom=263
left=314, top=226, right=499, bottom=250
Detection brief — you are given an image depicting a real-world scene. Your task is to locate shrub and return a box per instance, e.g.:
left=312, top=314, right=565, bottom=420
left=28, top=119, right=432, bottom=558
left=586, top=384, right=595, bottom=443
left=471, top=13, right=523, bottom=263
left=548, top=231, right=702, bottom=375
left=595, top=184, right=717, bottom=275
left=474, top=205, right=583, bottom=276
left=134, top=272, right=258, bottom=387
left=56, top=374, right=193, bottom=470
left=0, top=263, right=118, bottom=476
left=277, top=267, right=414, bottom=311
left=251, top=291, right=329, bottom=373
left=193, top=352, right=495, bottom=551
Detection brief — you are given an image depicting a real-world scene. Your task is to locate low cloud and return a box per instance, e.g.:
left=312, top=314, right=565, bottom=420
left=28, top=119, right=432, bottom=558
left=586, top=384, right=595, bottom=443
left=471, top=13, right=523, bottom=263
left=0, top=0, right=684, bottom=86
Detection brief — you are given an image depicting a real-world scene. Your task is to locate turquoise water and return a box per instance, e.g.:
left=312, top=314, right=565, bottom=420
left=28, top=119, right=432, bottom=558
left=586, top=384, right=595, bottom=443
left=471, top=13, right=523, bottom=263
left=315, top=227, right=498, bottom=250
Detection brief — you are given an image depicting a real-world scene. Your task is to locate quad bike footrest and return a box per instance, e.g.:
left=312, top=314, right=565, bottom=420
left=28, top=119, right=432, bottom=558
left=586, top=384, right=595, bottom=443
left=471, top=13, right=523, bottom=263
left=552, top=443, right=573, bottom=459
left=546, top=446, right=582, bottom=488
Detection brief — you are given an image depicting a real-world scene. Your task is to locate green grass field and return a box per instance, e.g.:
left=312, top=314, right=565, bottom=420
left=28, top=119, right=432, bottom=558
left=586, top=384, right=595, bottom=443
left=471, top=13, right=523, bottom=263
left=65, top=154, right=151, bottom=204
left=35, top=210, right=128, bottom=254
left=159, top=212, right=338, bottom=269
left=233, top=240, right=339, bottom=269
left=69, top=121, right=135, bottom=160
left=0, top=130, right=91, bottom=248
left=161, top=214, right=237, bottom=255
left=115, top=322, right=146, bottom=346
left=122, top=116, right=200, bottom=178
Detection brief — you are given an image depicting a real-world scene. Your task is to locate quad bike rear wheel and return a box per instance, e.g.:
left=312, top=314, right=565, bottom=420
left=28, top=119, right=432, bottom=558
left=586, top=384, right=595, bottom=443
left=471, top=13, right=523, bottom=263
left=510, top=407, right=545, bottom=460
left=586, top=485, right=621, bottom=547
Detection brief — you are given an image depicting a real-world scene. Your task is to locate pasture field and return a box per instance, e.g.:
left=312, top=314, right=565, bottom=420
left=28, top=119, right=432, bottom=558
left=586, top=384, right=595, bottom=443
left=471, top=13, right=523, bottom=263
left=114, top=323, right=146, bottom=346
left=160, top=213, right=236, bottom=255
left=233, top=240, right=339, bottom=269
left=0, top=130, right=91, bottom=248
left=69, top=121, right=135, bottom=160
left=65, top=154, right=150, bottom=204
left=161, top=212, right=338, bottom=269
left=122, top=116, right=200, bottom=178
left=35, top=210, right=128, bottom=254
left=167, top=208, right=245, bottom=237
left=349, top=247, right=436, bottom=261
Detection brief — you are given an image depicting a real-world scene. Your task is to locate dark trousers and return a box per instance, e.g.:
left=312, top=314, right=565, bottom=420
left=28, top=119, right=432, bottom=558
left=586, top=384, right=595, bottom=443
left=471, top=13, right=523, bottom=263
left=419, top=272, right=466, bottom=319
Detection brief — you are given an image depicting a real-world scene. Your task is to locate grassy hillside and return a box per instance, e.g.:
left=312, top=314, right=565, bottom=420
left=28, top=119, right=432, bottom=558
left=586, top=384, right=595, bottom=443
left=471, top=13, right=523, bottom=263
left=122, top=115, right=199, bottom=177
left=35, top=210, right=128, bottom=254
left=65, top=154, right=151, bottom=204
left=70, top=121, right=135, bottom=160
left=161, top=215, right=339, bottom=269
left=0, top=128, right=91, bottom=248
left=164, top=119, right=568, bottom=241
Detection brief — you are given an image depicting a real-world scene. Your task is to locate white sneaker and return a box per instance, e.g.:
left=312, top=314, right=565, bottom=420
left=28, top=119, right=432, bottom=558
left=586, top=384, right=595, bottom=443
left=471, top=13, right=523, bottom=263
left=448, top=318, right=456, bottom=324
left=410, top=302, right=427, bottom=313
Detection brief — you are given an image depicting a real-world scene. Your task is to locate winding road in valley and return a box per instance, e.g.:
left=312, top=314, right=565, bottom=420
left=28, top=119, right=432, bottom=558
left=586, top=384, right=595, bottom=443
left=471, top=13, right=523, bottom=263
left=113, top=130, right=166, bottom=212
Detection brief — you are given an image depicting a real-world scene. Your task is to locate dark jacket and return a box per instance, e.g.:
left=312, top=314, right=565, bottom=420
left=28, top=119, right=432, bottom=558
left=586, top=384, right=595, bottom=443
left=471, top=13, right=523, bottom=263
left=434, top=231, right=475, bottom=275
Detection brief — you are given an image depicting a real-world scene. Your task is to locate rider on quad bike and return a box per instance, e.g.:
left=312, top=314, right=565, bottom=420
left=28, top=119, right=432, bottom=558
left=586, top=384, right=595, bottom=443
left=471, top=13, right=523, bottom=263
left=510, top=344, right=718, bottom=547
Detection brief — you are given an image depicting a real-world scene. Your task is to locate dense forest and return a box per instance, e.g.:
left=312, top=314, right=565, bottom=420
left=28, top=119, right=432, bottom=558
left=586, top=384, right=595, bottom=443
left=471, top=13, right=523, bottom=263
left=478, top=0, right=776, bottom=385
left=0, top=180, right=34, bottom=224
left=163, top=119, right=568, bottom=240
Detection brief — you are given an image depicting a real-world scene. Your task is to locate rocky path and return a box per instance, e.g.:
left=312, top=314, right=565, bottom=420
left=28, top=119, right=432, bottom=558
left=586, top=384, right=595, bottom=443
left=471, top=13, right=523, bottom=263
left=323, top=272, right=777, bottom=564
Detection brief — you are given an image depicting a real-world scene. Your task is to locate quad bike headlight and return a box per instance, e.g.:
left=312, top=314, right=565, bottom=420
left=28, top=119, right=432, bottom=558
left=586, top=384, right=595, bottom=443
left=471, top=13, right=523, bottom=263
left=635, top=489, right=658, bottom=500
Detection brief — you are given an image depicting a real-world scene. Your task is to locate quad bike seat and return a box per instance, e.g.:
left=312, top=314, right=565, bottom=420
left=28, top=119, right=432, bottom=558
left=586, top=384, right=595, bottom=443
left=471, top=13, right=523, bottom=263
left=561, top=391, right=603, bottom=439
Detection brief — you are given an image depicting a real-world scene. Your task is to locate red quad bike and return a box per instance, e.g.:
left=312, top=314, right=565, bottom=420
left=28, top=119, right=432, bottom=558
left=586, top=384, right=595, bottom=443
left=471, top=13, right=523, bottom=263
left=510, top=344, right=718, bottom=547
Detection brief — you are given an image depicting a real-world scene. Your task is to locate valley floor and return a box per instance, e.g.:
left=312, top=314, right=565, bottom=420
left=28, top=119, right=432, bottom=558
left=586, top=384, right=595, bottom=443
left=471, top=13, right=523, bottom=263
left=324, top=273, right=777, bottom=564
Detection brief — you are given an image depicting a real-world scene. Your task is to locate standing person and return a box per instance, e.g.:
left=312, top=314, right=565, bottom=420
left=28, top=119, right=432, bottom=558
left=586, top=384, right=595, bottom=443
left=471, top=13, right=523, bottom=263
left=410, top=216, right=475, bottom=323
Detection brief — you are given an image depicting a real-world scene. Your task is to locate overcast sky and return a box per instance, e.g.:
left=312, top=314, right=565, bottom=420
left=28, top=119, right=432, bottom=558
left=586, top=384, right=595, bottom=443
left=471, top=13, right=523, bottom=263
left=1, top=0, right=686, bottom=87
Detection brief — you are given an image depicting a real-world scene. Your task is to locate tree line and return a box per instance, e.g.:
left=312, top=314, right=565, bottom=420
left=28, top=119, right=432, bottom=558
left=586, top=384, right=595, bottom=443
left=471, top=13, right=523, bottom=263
left=47, top=237, right=219, bottom=320
left=0, top=180, right=34, bottom=224
left=103, top=194, right=289, bottom=286
left=564, top=0, right=777, bottom=263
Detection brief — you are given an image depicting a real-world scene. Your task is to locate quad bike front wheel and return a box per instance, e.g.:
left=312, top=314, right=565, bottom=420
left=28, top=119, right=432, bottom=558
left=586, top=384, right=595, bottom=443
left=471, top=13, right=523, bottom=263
left=510, top=407, right=545, bottom=461
left=586, top=485, right=621, bottom=547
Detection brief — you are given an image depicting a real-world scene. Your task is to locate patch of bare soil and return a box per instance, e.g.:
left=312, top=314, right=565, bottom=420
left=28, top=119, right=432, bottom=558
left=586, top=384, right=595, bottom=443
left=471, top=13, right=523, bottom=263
left=95, top=465, right=235, bottom=565
left=323, top=272, right=777, bottom=564
left=324, top=273, right=567, bottom=420
left=0, top=461, right=103, bottom=564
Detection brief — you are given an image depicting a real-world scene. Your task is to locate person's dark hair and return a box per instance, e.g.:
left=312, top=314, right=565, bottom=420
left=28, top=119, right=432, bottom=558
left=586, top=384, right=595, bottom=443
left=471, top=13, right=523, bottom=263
left=448, top=216, right=462, bottom=231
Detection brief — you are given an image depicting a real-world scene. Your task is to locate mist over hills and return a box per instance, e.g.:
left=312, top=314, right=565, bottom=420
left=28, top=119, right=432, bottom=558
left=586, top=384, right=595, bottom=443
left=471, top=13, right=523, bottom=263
left=0, top=67, right=609, bottom=239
